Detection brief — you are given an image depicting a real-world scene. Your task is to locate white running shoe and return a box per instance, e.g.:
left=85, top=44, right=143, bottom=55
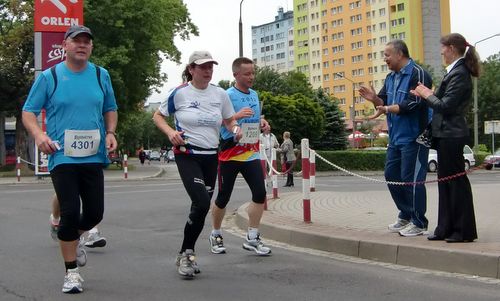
left=62, top=267, right=84, bottom=294
left=175, top=251, right=200, bottom=275
left=388, top=218, right=410, bottom=233
left=242, top=234, right=272, bottom=256
left=399, top=223, right=427, bottom=237
left=76, top=238, right=87, bottom=267
left=84, top=231, right=107, bottom=248
left=209, top=234, right=226, bottom=254
left=176, top=249, right=197, bottom=278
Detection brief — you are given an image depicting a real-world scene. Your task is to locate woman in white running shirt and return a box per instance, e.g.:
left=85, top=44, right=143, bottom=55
left=153, top=51, right=241, bottom=278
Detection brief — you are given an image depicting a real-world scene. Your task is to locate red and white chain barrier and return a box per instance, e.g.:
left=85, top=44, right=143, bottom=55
left=259, top=145, right=268, bottom=210
left=309, top=149, right=316, bottom=192
left=301, top=139, right=311, bottom=223
left=271, top=148, right=279, bottom=199
left=123, top=154, right=128, bottom=179
left=16, top=156, right=21, bottom=182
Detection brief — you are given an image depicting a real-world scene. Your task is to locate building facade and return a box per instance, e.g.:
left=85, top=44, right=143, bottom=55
left=251, top=7, right=295, bottom=73
left=292, top=0, right=450, bottom=126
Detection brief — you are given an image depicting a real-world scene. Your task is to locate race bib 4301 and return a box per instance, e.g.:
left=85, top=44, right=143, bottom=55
left=64, top=129, right=101, bottom=157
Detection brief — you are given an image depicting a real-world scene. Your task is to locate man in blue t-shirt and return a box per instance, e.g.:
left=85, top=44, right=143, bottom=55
left=22, top=25, right=118, bottom=294
left=359, top=39, right=432, bottom=238
left=209, top=57, right=272, bottom=256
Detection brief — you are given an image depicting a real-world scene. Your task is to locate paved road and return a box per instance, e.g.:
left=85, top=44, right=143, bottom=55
left=1, top=175, right=500, bottom=300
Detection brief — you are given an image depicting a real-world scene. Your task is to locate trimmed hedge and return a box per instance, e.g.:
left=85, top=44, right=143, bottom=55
left=290, top=150, right=386, bottom=172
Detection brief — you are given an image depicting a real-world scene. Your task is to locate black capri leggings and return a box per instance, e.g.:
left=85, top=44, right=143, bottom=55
left=50, top=163, right=104, bottom=241
left=175, top=153, right=218, bottom=252
left=215, top=159, right=266, bottom=209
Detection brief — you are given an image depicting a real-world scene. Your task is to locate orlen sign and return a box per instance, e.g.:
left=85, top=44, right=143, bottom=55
left=34, top=0, right=84, bottom=32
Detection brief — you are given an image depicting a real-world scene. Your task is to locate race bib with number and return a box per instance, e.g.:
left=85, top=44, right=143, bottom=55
left=64, top=129, right=101, bottom=157
left=239, top=123, right=260, bottom=144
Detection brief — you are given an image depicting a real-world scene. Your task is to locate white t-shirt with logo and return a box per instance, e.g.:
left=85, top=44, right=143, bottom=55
left=159, top=82, right=235, bottom=152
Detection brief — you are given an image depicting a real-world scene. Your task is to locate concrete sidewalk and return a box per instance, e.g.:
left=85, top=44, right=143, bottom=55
left=0, top=158, right=173, bottom=185
left=235, top=175, right=500, bottom=279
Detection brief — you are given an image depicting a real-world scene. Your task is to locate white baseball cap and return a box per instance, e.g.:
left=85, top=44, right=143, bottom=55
left=188, top=51, right=218, bottom=65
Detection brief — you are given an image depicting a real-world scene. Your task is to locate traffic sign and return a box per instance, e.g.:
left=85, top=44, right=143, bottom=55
left=34, top=0, right=84, bottom=32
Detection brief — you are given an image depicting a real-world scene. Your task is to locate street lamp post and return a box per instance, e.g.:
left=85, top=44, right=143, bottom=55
left=473, top=33, right=500, bottom=149
left=336, top=72, right=357, bottom=147
left=239, top=0, right=244, bottom=57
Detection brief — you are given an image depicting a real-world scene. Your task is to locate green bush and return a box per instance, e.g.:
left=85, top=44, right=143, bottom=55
left=475, top=151, right=490, bottom=166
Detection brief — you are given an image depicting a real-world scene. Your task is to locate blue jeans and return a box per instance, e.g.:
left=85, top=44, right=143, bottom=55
left=385, top=142, right=429, bottom=229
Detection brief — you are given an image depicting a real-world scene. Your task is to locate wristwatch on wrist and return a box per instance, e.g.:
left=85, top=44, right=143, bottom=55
left=106, top=131, right=116, bottom=136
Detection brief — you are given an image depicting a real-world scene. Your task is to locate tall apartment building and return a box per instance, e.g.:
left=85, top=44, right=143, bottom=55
left=251, top=7, right=295, bottom=73
left=293, top=0, right=450, bottom=127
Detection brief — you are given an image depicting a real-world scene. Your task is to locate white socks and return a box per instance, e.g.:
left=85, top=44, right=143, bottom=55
left=211, top=229, right=222, bottom=236
left=247, top=227, right=259, bottom=240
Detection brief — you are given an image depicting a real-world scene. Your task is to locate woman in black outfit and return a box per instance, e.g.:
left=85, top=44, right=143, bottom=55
left=411, top=33, right=480, bottom=243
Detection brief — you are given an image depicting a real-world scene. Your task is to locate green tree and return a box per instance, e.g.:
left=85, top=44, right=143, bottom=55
left=0, top=0, right=198, bottom=164
left=476, top=52, right=500, bottom=151
left=314, top=88, right=348, bottom=150
left=218, top=79, right=232, bottom=90
left=119, top=110, right=171, bottom=155
left=261, top=92, right=325, bottom=147
left=282, top=70, right=314, bottom=98
left=0, top=0, right=34, bottom=165
left=85, top=0, right=198, bottom=113
left=252, top=66, right=287, bottom=95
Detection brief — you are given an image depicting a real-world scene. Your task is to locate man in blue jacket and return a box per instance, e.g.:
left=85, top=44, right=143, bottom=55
left=359, top=39, right=432, bottom=237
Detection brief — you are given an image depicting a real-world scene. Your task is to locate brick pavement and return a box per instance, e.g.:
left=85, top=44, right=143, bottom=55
left=235, top=176, right=500, bottom=279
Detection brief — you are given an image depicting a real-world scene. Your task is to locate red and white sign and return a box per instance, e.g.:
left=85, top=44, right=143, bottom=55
left=41, top=32, right=66, bottom=69
left=34, top=0, right=84, bottom=32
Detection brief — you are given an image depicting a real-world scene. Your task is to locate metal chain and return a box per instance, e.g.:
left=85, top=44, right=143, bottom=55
left=313, top=151, right=481, bottom=186
left=19, top=157, right=36, bottom=166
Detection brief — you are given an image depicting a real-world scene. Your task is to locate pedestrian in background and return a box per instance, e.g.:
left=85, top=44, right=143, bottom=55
left=411, top=33, right=479, bottom=243
left=359, top=39, right=432, bottom=237
left=22, top=25, right=118, bottom=293
left=280, top=131, right=295, bottom=187
left=153, top=50, right=240, bottom=278
left=260, top=125, right=279, bottom=162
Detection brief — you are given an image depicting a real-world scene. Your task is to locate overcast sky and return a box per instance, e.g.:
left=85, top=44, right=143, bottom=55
left=148, top=0, right=500, bottom=103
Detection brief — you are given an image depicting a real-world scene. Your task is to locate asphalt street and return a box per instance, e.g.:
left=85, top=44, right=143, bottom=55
left=1, top=168, right=500, bottom=300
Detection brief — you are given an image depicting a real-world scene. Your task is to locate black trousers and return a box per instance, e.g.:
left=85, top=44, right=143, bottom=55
left=175, top=153, right=218, bottom=252
left=50, top=163, right=104, bottom=241
left=215, top=159, right=266, bottom=209
left=285, top=161, right=294, bottom=186
left=434, top=137, right=477, bottom=241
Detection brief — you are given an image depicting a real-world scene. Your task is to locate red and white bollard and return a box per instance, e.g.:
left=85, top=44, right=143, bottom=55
left=310, top=149, right=316, bottom=192
left=301, top=139, right=311, bottom=223
left=16, top=156, right=21, bottom=182
left=259, top=145, right=268, bottom=210
left=123, top=154, right=128, bottom=179
left=271, top=148, right=279, bottom=199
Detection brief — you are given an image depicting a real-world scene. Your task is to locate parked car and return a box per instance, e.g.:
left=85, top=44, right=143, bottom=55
left=108, top=151, right=122, bottom=168
left=149, top=150, right=161, bottom=161
left=484, top=148, right=500, bottom=170
left=427, top=145, right=475, bottom=172
left=164, top=149, right=175, bottom=163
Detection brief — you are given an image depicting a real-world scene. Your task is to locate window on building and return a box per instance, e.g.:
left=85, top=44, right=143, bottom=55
left=379, top=8, right=386, bottom=16
left=379, top=22, right=386, bottom=30
left=397, top=3, right=404, bottom=11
